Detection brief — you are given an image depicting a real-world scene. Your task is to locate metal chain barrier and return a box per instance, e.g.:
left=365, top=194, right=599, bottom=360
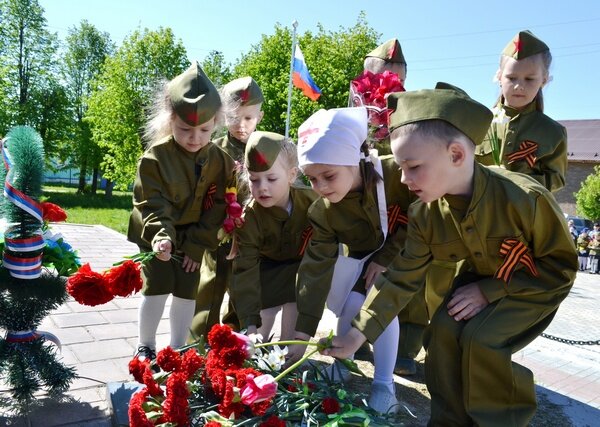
left=541, top=332, right=600, bottom=346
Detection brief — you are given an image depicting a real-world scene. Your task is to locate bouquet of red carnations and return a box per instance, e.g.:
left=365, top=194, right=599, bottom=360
left=127, top=324, right=406, bottom=426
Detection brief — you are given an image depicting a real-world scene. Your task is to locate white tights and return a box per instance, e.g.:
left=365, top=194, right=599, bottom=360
left=137, top=294, right=195, bottom=350
left=337, top=291, right=399, bottom=394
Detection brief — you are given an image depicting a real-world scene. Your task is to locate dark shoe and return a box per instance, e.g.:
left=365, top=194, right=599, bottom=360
left=135, top=345, right=159, bottom=372
left=354, top=341, right=372, bottom=360
left=394, top=357, right=417, bottom=376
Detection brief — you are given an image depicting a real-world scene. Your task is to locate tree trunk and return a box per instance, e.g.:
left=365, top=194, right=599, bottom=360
left=104, top=179, right=114, bottom=199
left=91, top=168, right=99, bottom=194
left=77, top=158, right=87, bottom=194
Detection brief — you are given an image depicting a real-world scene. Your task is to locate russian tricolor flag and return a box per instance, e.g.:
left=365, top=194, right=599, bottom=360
left=292, top=45, right=321, bottom=101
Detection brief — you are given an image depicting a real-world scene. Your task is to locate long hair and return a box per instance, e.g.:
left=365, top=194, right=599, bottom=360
left=360, top=141, right=382, bottom=192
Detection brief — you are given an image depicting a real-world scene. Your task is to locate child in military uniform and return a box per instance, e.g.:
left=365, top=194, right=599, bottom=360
left=321, top=84, right=577, bottom=425
left=476, top=30, right=567, bottom=193
left=288, top=107, right=415, bottom=413
left=230, top=131, right=317, bottom=341
left=128, top=62, right=237, bottom=361
left=191, top=77, right=264, bottom=338
left=577, top=230, right=591, bottom=271
left=354, top=38, right=428, bottom=377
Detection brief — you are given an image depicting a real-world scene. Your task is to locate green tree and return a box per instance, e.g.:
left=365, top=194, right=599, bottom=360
left=86, top=27, right=188, bottom=190
left=575, top=165, right=600, bottom=220
left=233, top=13, right=379, bottom=139
left=0, top=0, right=65, bottom=150
left=62, top=20, right=114, bottom=194
left=201, top=50, right=232, bottom=88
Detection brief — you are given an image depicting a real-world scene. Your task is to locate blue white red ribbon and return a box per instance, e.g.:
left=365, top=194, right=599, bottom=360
left=2, top=252, right=43, bottom=279
left=5, top=330, right=62, bottom=350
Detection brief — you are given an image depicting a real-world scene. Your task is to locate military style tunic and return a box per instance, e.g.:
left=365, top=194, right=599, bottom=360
left=354, top=162, right=577, bottom=425
left=475, top=101, right=568, bottom=192
left=128, top=136, right=237, bottom=299
left=231, top=186, right=318, bottom=329
left=192, top=132, right=244, bottom=336
left=295, top=156, right=415, bottom=336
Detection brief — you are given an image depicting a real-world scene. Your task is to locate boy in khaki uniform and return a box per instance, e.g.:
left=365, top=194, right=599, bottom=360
left=322, top=84, right=577, bottom=425
left=231, top=131, right=318, bottom=340
left=128, top=62, right=237, bottom=361
left=191, top=77, right=264, bottom=338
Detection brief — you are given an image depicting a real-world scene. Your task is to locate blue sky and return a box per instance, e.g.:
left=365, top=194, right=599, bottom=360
left=39, top=0, right=600, bottom=120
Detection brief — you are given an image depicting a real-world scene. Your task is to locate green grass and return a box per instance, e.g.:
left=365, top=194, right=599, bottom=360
left=42, top=185, right=132, bottom=235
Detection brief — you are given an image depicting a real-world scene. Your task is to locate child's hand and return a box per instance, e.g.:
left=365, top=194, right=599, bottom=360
left=447, top=283, right=489, bottom=321
left=319, top=327, right=366, bottom=359
left=283, top=331, right=311, bottom=368
left=153, top=239, right=172, bottom=261
left=182, top=254, right=199, bottom=273
left=363, top=261, right=386, bottom=290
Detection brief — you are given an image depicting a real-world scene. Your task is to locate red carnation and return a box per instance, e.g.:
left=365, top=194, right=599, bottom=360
left=181, top=349, right=204, bottom=379
left=128, top=389, right=153, bottom=427
left=259, top=415, right=286, bottom=427
left=205, top=423, right=223, bottom=427
left=322, top=397, right=341, bottom=414
left=208, top=324, right=236, bottom=352
left=128, top=357, right=150, bottom=383
left=66, top=263, right=113, bottom=306
left=225, top=190, right=237, bottom=204
left=142, top=368, right=163, bottom=397
left=162, top=372, right=190, bottom=426
left=104, top=259, right=142, bottom=297
left=218, top=379, right=245, bottom=418
left=41, top=201, right=67, bottom=222
left=156, top=346, right=182, bottom=372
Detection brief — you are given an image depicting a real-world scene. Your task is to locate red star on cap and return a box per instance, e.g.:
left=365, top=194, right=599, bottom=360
left=513, top=37, right=522, bottom=53
left=186, top=111, right=199, bottom=125
left=387, top=44, right=397, bottom=60
left=253, top=151, right=268, bottom=166
left=240, top=89, right=249, bottom=103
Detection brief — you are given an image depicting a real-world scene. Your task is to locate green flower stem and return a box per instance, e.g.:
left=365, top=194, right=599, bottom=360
left=274, top=348, right=320, bottom=382
left=254, top=340, right=324, bottom=350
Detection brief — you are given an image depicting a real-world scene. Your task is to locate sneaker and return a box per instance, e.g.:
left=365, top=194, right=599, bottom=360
left=368, top=383, right=399, bottom=414
left=135, top=345, right=159, bottom=372
left=394, top=357, right=417, bottom=376
left=322, top=360, right=352, bottom=382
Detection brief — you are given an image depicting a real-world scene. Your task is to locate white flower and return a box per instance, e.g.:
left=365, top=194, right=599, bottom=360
left=491, top=107, right=509, bottom=125
left=252, top=345, right=288, bottom=371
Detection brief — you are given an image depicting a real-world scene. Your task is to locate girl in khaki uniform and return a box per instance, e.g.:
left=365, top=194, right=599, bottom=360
left=322, top=85, right=577, bottom=426
left=230, top=131, right=318, bottom=341
left=128, top=63, right=236, bottom=362
left=289, top=107, right=414, bottom=414
left=476, top=30, right=567, bottom=193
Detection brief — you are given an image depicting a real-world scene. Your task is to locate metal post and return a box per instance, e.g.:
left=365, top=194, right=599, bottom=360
left=285, top=20, right=298, bottom=139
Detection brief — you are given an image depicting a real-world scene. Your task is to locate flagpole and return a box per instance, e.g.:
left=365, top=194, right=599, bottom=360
left=285, top=20, right=298, bottom=139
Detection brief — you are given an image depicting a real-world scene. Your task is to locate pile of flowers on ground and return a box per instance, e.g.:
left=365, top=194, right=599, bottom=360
left=127, top=324, right=405, bottom=426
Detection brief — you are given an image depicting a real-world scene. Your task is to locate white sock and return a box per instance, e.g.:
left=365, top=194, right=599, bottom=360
left=372, top=317, right=399, bottom=395
left=169, top=296, right=195, bottom=349
left=336, top=291, right=365, bottom=360
left=138, top=294, right=168, bottom=349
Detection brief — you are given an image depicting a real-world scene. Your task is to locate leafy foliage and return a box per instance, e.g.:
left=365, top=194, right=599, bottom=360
left=234, top=13, right=380, bottom=139
left=85, top=28, right=188, bottom=188
left=575, top=165, right=600, bottom=220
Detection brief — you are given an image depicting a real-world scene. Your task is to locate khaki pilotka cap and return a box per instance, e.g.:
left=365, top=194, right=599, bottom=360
left=223, top=77, right=264, bottom=106
left=387, top=82, right=493, bottom=145
left=245, top=131, right=285, bottom=172
left=365, top=38, right=406, bottom=64
left=502, top=30, right=549, bottom=60
left=168, top=62, right=221, bottom=126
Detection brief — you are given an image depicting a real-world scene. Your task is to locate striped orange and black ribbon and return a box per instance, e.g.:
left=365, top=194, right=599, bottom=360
left=297, top=226, right=313, bottom=256
left=203, top=183, right=217, bottom=211
left=507, top=140, right=538, bottom=168
left=494, top=238, right=539, bottom=284
left=387, top=205, right=408, bottom=235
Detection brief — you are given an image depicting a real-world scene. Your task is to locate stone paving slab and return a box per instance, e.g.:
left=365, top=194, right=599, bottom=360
left=1, top=223, right=599, bottom=426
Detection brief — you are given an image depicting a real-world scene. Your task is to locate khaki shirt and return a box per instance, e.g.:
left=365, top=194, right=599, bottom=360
left=475, top=102, right=567, bottom=192
left=354, top=162, right=577, bottom=343
left=232, top=186, right=319, bottom=328
left=127, top=136, right=237, bottom=262
left=296, top=156, right=415, bottom=336
left=214, top=133, right=246, bottom=163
